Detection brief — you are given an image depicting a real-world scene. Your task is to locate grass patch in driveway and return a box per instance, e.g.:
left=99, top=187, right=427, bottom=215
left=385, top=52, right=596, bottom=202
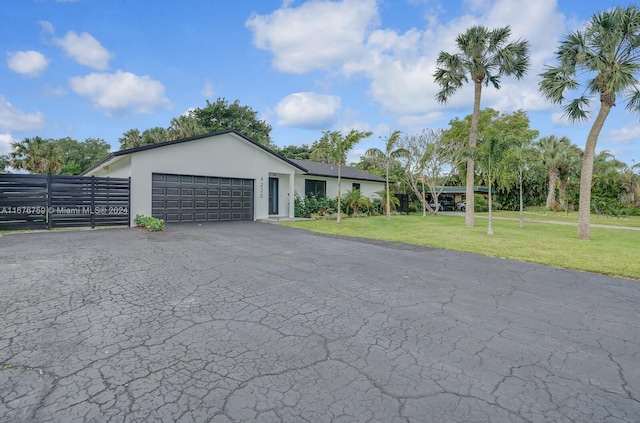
left=281, top=214, right=640, bottom=280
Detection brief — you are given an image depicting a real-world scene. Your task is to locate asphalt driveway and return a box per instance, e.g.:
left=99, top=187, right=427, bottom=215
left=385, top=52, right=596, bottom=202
left=0, top=222, right=638, bottom=422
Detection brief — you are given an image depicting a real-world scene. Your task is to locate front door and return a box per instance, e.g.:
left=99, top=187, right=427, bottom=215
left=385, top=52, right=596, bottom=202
left=268, top=177, right=278, bottom=215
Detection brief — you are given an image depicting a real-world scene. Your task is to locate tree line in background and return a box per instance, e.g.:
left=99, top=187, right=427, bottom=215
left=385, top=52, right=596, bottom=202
left=2, top=5, right=638, bottom=240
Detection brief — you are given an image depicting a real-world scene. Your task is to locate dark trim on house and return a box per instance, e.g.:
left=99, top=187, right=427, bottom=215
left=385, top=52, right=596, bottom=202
left=290, top=159, right=386, bottom=183
left=82, top=130, right=307, bottom=175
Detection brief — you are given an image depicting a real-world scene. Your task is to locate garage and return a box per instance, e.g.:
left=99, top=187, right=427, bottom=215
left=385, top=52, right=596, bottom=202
left=151, top=173, right=253, bottom=223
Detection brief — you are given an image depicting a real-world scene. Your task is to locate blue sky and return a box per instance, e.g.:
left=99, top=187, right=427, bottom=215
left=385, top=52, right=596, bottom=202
left=2, top=0, right=638, bottom=166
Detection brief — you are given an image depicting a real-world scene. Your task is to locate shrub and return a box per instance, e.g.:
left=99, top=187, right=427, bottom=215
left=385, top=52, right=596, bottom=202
left=474, top=195, right=489, bottom=212
left=134, top=214, right=165, bottom=231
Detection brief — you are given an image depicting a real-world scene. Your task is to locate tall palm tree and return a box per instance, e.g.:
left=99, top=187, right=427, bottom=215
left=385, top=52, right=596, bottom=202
left=312, top=130, right=372, bottom=223
left=434, top=25, right=530, bottom=227
left=539, top=5, right=640, bottom=240
left=364, top=130, right=406, bottom=220
left=10, top=137, right=65, bottom=174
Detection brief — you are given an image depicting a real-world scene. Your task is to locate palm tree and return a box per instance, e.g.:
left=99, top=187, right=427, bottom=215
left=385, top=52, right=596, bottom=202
left=10, top=137, right=65, bottom=174
left=539, top=5, right=640, bottom=239
left=364, top=130, right=406, bottom=220
left=312, top=130, right=372, bottom=223
left=374, top=188, right=400, bottom=215
left=474, top=135, right=518, bottom=235
left=434, top=25, right=530, bottom=227
left=535, top=135, right=573, bottom=209
left=556, top=144, right=582, bottom=211
left=168, top=115, right=207, bottom=140
left=343, top=189, right=371, bottom=216
left=118, top=129, right=143, bottom=150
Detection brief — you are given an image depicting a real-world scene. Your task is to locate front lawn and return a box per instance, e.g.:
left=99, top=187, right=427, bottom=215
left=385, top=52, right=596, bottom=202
left=281, top=214, right=640, bottom=280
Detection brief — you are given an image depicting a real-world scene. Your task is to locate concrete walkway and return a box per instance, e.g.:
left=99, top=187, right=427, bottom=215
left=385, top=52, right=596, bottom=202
left=1, top=223, right=638, bottom=422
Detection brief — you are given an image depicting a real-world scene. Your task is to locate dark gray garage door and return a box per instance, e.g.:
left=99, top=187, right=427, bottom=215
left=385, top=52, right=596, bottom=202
left=152, top=173, right=253, bottom=223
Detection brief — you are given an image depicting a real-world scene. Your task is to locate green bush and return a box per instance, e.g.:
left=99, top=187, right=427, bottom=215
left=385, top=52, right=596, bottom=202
left=474, top=195, right=489, bottom=212
left=134, top=214, right=165, bottom=231
left=294, top=194, right=339, bottom=218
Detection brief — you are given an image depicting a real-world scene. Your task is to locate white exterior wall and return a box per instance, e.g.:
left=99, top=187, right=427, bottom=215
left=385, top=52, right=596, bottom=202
left=89, top=156, right=132, bottom=178
left=294, top=176, right=384, bottom=201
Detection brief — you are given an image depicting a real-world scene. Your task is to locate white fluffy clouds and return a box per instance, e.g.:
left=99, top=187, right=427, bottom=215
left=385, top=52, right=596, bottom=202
left=248, top=0, right=569, bottom=124
left=246, top=0, right=378, bottom=74
left=7, top=50, right=49, bottom=76
left=54, top=31, right=113, bottom=70
left=70, top=70, right=170, bottom=116
left=275, top=92, right=341, bottom=128
left=0, top=96, right=46, bottom=133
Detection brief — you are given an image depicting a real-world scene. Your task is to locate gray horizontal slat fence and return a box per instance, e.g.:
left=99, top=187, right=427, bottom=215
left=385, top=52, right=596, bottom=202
left=0, top=174, right=48, bottom=230
left=0, top=173, right=130, bottom=230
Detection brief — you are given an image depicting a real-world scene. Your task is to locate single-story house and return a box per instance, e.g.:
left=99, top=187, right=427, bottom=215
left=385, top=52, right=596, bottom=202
left=83, top=130, right=386, bottom=225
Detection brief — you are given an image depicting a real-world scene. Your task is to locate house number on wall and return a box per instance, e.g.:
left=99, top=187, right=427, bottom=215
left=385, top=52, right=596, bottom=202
left=259, top=176, right=264, bottom=198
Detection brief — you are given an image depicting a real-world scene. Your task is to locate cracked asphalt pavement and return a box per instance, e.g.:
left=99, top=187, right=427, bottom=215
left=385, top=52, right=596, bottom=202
left=0, top=222, right=639, bottom=422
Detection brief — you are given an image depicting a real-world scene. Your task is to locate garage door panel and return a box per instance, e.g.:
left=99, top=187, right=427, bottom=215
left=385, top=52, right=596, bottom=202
left=152, top=173, right=253, bottom=223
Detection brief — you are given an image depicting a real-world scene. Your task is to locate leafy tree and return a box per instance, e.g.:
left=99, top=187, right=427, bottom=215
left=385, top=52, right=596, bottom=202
left=373, top=188, right=400, bottom=215
left=312, top=130, right=372, bottom=223
left=401, top=129, right=465, bottom=216
left=0, top=154, right=9, bottom=172
left=444, top=109, right=539, bottom=215
left=277, top=144, right=314, bottom=160
left=539, top=5, right=640, bottom=239
left=168, top=115, right=207, bottom=141
left=364, top=130, right=406, bottom=220
left=620, top=162, right=640, bottom=206
left=10, top=137, right=65, bottom=174
left=434, top=25, right=530, bottom=227
left=56, top=137, right=111, bottom=175
left=191, top=98, right=273, bottom=147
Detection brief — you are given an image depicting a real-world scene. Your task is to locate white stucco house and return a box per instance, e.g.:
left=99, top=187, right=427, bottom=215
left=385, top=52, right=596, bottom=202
left=83, top=130, right=386, bottom=224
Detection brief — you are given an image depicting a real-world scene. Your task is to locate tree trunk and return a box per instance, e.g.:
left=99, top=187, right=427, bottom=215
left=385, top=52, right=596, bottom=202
left=421, top=178, right=426, bottom=217
left=558, top=178, right=567, bottom=210
left=578, top=102, right=611, bottom=240
left=466, top=81, right=482, bottom=227
left=519, top=169, right=524, bottom=229
left=337, top=165, right=342, bottom=223
left=545, top=169, right=559, bottom=209
left=487, top=177, right=494, bottom=235
left=385, top=163, right=391, bottom=220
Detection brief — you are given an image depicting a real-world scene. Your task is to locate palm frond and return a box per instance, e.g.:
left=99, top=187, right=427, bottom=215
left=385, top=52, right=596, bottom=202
left=562, top=96, right=591, bottom=122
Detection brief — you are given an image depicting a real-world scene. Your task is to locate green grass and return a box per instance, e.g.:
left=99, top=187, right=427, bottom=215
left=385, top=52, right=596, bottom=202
left=281, top=213, right=640, bottom=280
left=476, top=209, right=640, bottom=228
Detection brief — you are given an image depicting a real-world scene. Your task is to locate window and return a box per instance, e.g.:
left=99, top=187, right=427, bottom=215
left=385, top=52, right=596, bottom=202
left=352, top=183, right=361, bottom=191
left=305, top=179, right=326, bottom=198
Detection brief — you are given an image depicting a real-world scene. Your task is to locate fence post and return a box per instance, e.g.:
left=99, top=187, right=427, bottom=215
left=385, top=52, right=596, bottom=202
left=128, top=177, right=131, bottom=226
left=91, top=176, right=96, bottom=228
left=46, top=173, right=52, bottom=229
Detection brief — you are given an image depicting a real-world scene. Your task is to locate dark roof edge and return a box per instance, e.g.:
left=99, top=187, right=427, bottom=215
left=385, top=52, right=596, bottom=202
left=81, top=130, right=307, bottom=175
left=303, top=172, right=387, bottom=183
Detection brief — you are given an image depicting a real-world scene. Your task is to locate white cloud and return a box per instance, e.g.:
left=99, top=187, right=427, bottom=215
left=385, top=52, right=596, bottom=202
left=0, top=96, right=46, bottom=133
left=251, top=0, right=574, bottom=129
left=69, top=70, right=171, bottom=116
left=7, top=50, right=49, bottom=77
left=276, top=92, right=341, bottom=128
left=605, top=125, right=640, bottom=145
left=246, top=0, right=378, bottom=73
left=0, top=134, right=15, bottom=154
left=38, top=20, right=55, bottom=34
left=54, top=31, right=113, bottom=70
left=201, top=80, right=215, bottom=97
